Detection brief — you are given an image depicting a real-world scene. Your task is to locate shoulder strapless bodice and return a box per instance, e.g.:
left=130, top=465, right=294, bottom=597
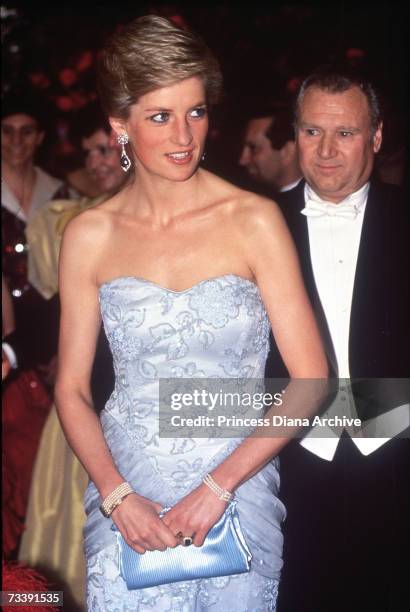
left=97, top=273, right=271, bottom=490
left=99, top=273, right=270, bottom=386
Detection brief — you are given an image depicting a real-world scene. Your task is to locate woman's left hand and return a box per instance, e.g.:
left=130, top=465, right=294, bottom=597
left=161, top=484, right=227, bottom=547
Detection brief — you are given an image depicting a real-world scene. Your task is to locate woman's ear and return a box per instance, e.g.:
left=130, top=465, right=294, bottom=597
left=108, top=129, right=119, bottom=148
left=109, top=118, right=126, bottom=138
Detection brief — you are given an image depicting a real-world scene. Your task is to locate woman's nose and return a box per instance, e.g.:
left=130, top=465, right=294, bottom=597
left=171, top=118, right=193, bottom=147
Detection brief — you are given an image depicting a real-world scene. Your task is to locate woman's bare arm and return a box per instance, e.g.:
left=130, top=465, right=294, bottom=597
left=162, top=196, right=328, bottom=545
left=208, top=197, right=328, bottom=484
left=55, top=210, right=122, bottom=496
left=55, top=209, right=178, bottom=553
left=247, top=196, right=326, bottom=378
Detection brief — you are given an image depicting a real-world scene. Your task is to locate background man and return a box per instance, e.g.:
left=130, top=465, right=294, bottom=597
left=267, top=68, right=409, bottom=612
left=239, top=104, right=302, bottom=195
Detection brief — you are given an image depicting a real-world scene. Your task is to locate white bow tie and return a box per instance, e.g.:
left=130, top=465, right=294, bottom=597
left=301, top=199, right=360, bottom=220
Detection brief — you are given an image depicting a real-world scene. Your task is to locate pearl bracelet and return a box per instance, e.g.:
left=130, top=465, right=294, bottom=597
left=100, top=482, right=135, bottom=518
left=203, top=473, right=234, bottom=502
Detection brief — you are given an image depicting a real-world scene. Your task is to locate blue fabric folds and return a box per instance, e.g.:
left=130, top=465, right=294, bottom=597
left=113, top=502, right=251, bottom=589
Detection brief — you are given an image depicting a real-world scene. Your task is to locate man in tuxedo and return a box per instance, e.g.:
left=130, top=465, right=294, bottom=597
left=267, top=68, right=409, bottom=612
left=239, top=104, right=302, bottom=196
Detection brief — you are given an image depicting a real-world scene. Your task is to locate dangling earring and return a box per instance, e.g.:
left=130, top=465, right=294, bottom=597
left=201, top=151, right=206, bottom=162
left=118, top=133, right=131, bottom=172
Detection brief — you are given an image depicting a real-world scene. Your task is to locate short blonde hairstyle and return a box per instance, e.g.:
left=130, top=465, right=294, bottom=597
left=97, top=15, right=223, bottom=119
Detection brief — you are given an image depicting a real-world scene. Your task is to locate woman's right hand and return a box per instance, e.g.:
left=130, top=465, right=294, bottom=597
left=111, top=493, right=179, bottom=553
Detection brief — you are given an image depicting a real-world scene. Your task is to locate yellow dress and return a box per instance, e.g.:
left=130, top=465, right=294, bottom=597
left=18, top=408, right=88, bottom=610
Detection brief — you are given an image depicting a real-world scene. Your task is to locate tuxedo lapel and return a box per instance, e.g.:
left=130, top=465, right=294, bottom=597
left=279, top=182, right=337, bottom=374
left=348, top=180, right=381, bottom=375
left=348, top=179, right=407, bottom=377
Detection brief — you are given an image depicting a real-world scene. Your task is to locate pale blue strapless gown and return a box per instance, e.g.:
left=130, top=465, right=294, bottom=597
left=85, top=274, right=286, bottom=611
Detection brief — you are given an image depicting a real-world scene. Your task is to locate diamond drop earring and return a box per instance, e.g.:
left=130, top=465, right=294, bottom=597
left=118, top=133, right=131, bottom=172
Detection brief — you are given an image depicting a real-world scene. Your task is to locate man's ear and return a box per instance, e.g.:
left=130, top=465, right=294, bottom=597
left=280, top=140, right=296, bottom=163
left=373, top=121, right=383, bottom=153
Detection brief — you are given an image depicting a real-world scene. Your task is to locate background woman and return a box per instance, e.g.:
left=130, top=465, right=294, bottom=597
left=56, top=15, right=327, bottom=611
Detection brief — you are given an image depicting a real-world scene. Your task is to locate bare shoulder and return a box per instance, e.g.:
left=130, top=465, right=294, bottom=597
left=221, top=183, right=286, bottom=242
left=236, top=190, right=283, bottom=227
left=61, top=195, right=115, bottom=252
left=59, top=199, right=118, bottom=287
left=203, top=170, right=283, bottom=229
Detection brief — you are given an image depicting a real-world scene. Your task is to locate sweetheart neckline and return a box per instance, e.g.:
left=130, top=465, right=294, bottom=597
left=98, top=273, right=258, bottom=295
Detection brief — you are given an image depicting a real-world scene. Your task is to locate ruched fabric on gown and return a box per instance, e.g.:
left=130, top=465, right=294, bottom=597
left=86, top=275, right=286, bottom=611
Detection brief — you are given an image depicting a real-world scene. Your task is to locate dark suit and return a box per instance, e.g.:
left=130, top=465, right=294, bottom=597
left=269, top=179, right=410, bottom=612
left=91, top=326, right=115, bottom=414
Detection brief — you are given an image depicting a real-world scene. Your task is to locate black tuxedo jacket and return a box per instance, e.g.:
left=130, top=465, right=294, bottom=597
left=266, top=178, right=409, bottom=417
left=2, top=292, right=60, bottom=369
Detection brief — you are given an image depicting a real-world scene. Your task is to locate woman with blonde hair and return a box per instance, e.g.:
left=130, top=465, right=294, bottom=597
left=56, top=15, right=327, bottom=610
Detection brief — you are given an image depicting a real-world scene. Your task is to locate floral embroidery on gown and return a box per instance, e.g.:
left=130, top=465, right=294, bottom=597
left=85, top=275, right=286, bottom=611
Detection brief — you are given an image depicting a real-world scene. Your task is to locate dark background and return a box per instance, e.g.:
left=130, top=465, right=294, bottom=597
left=2, top=1, right=408, bottom=187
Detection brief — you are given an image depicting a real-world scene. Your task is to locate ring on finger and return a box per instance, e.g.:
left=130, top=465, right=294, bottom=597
left=175, top=532, right=193, bottom=546
left=182, top=535, right=193, bottom=547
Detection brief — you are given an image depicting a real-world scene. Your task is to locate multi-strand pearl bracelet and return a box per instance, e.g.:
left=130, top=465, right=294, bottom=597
left=100, top=482, right=135, bottom=518
left=203, top=473, right=234, bottom=502
left=100, top=475, right=233, bottom=518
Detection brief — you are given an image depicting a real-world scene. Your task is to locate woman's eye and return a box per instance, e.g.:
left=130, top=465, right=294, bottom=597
left=190, top=106, right=207, bottom=119
left=149, top=112, right=169, bottom=123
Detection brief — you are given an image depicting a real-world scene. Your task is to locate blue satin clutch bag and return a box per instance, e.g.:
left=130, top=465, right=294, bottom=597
left=112, top=501, right=252, bottom=589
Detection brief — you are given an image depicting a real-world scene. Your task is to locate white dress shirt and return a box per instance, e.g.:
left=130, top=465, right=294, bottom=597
left=298, top=182, right=408, bottom=459
left=279, top=177, right=303, bottom=193
left=305, top=181, right=368, bottom=378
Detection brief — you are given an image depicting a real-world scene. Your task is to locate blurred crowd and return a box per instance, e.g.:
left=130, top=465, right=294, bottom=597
left=1, top=3, right=408, bottom=610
